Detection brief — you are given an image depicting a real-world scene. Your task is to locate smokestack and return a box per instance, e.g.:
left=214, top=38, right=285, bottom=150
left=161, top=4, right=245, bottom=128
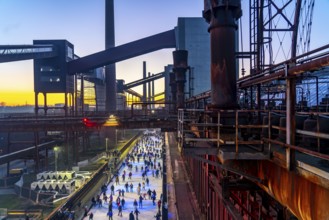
left=203, top=1, right=242, bottom=109
left=105, top=0, right=116, bottom=112
left=173, top=50, right=188, bottom=109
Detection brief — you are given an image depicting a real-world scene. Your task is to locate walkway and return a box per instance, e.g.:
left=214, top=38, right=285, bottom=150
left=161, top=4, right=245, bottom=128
left=166, top=132, right=201, bottom=220
left=84, top=131, right=164, bottom=220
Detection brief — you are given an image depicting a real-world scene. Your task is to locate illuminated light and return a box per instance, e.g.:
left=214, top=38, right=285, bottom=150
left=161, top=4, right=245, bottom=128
left=83, top=117, right=98, bottom=127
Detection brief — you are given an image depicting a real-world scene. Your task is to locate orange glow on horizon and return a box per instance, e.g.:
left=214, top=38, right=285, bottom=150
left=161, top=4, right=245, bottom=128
left=0, top=91, right=67, bottom=106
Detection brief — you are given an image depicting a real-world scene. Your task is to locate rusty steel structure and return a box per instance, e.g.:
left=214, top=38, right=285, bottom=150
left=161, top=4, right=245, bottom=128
left=175, top=0, right=329, bottom=220
left=173, top=50, right=189, bottom=109
left=2, top=1, right=329, bottom=219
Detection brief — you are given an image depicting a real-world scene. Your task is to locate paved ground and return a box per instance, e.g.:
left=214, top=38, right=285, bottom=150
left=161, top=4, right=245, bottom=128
left=167, top=132, right=201, bottom=220
left=84, top=133, right=164, bottom=220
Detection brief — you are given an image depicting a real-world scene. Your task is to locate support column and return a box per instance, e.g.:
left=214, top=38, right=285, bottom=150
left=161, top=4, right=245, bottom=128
left=152, top=73, right=155, bottom=108
left=34, top=131, right=40, bottom=172
left=285, top=64, right=296, bottom=170
left=75, top=73, right=78, bottom=115
left=43, top=93, right=47, bottom=115
left=64, top=92, right=68, bottom=116
left=6, top=133, right=10, bottom=176
left=148, top=72, right=151, bottom=102
left=203, top=1, right=241, bottom=108
left=173, top=50, right=188, bottom=109
left=81, top=76, right=85, bottom=113
left=143, top=61, right=147, bottom=102
left=169, top=72, right=176, bottom=112
left=34, top=92, right=39, bottom=116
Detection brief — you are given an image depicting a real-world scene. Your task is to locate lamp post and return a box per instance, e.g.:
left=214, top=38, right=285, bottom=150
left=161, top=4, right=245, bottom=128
left=105, top=138, right=109, bottom=158
left=53, top=146, right=60, bottom=171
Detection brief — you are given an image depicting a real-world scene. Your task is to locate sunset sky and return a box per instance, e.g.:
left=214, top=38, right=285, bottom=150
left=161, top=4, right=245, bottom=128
left=0, top=0, right=328, bottom=106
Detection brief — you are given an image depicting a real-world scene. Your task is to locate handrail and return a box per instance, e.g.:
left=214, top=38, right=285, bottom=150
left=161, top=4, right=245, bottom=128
left=178, top=109, right=269, bottom=154
left=263, top=138, right=329, bottom=161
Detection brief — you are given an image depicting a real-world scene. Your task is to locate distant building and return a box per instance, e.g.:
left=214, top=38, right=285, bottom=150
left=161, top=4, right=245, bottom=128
left=175, top=17, right=210, bottom=96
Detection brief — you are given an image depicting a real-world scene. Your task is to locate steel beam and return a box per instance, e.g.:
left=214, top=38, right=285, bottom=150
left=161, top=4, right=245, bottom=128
left=68, top=29, right=176, bottom=74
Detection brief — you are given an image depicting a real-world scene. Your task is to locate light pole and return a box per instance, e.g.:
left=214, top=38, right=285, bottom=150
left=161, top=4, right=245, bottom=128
left=54, top=146, right=60, bottom=171
left=105, top=138, right=109, bottom=158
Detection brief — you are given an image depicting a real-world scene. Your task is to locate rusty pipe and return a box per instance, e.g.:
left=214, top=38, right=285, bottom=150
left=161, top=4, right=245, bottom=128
left=239, top=54, right=329, bottom=88
left=173, top=50, right=188, bottom=109
left=204, top=0, right=241, bottom=109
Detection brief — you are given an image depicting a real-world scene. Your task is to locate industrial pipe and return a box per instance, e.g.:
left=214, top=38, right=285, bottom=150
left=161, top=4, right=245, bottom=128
left=203, top=0, right=242, bottom=109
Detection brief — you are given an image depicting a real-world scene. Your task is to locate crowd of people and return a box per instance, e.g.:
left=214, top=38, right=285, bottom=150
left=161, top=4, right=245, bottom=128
left=86, top=130, right=165, bottom=220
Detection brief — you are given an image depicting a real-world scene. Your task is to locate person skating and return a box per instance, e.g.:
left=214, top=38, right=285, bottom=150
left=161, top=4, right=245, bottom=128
left=121, top=198, right=125, bottom=209
left=129, top=211, right=135, bottom=220
left=157, top=199, right=162, bottom=211
left=116, top=196, right=120, bottom=208
left=115, top=175, right=119, bottom=185
left=130, top=183, right=133, bottom=192
left=139, top=195, right=143, bottom=208
left=107, top=210, right=113, bottom=220
left=137, top=185, right=141, bottom=196
left=118, top=204, right=123, bottom=217
left=125, top=182, right=129, bottom=191
left=133, top=199, right=138, bottom=210
left=151, top=193, right=156, bottom=205
left=147, top=189, right=152, bottom=199
left=110, top=185, right=115, bottom=195
left=154, top=211, right=161, bottom=220
left=134, top=208, right=140, bottom=220
left=88, top=212, right=94, bottom=220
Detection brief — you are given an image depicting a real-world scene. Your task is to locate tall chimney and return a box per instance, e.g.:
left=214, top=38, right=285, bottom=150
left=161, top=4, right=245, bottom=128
left=105, top=0, right=116, bottom=112
left=203, top=0, right=242, bottom=109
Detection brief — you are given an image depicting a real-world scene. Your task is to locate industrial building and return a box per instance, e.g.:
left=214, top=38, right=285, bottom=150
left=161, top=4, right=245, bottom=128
left=1, top=0, right=329, bottom=219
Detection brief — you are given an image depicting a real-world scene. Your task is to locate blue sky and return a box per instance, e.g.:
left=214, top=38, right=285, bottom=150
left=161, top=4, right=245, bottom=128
left=0, top=0, right=203, bottom=94
left=0, top=0, right=328, bottom=97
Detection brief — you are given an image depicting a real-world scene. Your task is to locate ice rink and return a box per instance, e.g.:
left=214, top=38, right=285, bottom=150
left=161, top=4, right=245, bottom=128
left=84, top=132, right=164, bottom=219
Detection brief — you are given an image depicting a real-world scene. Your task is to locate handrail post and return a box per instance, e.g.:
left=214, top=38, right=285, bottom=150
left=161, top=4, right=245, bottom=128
left=285, top=64, right=296, bottom=170
left=217, top=111, right=220, bottom=147
left=268, top=111, right=271, bottom=153
left=235, top=110, right=239, bottom=153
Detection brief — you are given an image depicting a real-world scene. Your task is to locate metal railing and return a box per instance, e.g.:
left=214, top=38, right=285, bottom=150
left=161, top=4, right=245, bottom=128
left=179, top=109, right=329, bottom=163
left=178, top=109, right=270, bottom=154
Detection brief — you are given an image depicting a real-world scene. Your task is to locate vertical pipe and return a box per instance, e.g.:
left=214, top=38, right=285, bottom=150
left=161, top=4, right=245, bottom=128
left=81, top=76, right=84, bottom=113
left=148, top=72, right=151, bottom=102
left=169, top=72, right=176, bottom=111
left=35, top=92, right=39, bottom=116
left=64, top=92, right=68, bottom=116
left=152, top=74, right=155, bottom=107
left=44, top=93, right=47, bottom=115
left=6, top=133, right=10, bottom=176
left=203, top=1, right=241, bottom=109
left=291, top=0, right=302, bottom=60
left=143, top=61, right=147, bottom=102
left=285, top=64, right=296, bottom=170
left=173, top=50, right=188, bottom=109
left=75, top=73, right=78, bottom=115
left=105, top=0, right=116, bottom=112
